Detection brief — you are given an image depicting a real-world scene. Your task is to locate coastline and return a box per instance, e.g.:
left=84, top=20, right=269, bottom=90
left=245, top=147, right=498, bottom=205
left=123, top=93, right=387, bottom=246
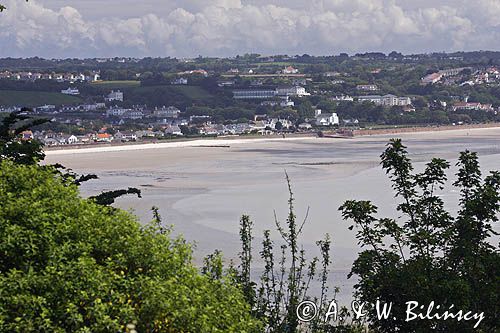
left=44, top=135, right=319, bottom=155
left=44, top=123, right=500, bottom=155
left=350, top=122, right=500, bottom=136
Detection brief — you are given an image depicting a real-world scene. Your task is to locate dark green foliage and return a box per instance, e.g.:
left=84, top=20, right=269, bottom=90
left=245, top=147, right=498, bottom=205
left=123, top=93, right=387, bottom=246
left=0, top=90, right=82, bottom=107
left=179, top=125, right=199, bottom=136
left=51, top=163, right=99, bottom=186
left=238, top=215, right=257, bottom=308
left=90, top=187, right=142, bottom=206
left=0, top=108, right=48, bottom=165
left=237, top=174, right=362, bottom=332
left=202, top=249, right=225, bottom=281
left=0, top=161, right=261, bottom=332
left=340, top=139, right=500, bottom=332
left=0, top=110, right=142, bottom=206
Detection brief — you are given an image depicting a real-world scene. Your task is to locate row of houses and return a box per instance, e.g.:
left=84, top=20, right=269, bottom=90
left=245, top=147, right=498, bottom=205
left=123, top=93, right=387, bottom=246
left=20, top=109, right=347, bottom=148
left=330, top=94, right=412, bottom=107
left=31, top=102, right=181, bottom=118
left=330, top=93, right=497, bottom=113
left=357, top=94, right=412, bottom=106
left=421, top=67, right=473, bottom=85
left=356, top=84, right=379, bottom=91
left=460, top=67, right=500, bottom=86
left=60, top=88, right=124, bottom=103
left=27, top=121, right=272, bottom=146
left=105, top=106, right=181, bottom=119
left=28, top=128, right=181, bottom=146
left=60, top=103, right=107, bottom=112
left=0, top=71, right=100, bottom=83
left=451, top=102, right=494, bottom=112
left=177, top=69, right=208, bottom=77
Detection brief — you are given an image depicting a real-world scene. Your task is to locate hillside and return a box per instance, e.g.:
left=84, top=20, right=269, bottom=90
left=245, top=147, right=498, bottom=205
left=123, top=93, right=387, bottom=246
left=0, top=90, right=82, bottom=107
left=123, top=85, right=217, bottom=108
left=90, top=80, right=141, bottom=90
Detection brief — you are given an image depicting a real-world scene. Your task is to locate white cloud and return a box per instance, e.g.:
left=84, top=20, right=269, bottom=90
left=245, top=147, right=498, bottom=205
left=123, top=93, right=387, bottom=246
left=0, top=0, right=499, bottom=58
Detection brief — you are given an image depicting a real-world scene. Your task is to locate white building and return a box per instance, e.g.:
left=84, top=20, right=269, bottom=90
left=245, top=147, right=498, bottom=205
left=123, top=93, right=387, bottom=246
left=356, top=84, right=379, bottom=91
left=298, top=123, right=313, bottom=130
left=122, top=109, right=144, bottom=120
left=282, top=66, right=299, bottom=74
left=315, top=109, right=339, bottom=126
left=59, top=135, right=78, bottom=145
left=280, top=97, right=295, bottom=107
left=421, top=73, right=443, bottom=85
left=96, top=133, right=113, bottom=142
left=153, top=106, right=181, bottom=118
left=268, top=118, right=293, bottom=130
left=452, top=102, right=493, bottom=112
left=165, top=125, right=183, bottom=136
left=106, top=107, right=130, bottom=117
left=114, top=131, right=137, bottom=141
left=61, top=87, right=80, bottom=95
left=36, top=105, right=56, bottom=112
left=357, top=94, right=411, bottom=106
left=105, top=90, right=124, bottom=102
left=276, top=86, right=310, bottom=97
left=87, top=73, right=100, bottom=82
left=331, top=95, right=354, bottom=102
left=81, top=103, right=106, bottom=111
left=172, top=77, right=188, bottom=85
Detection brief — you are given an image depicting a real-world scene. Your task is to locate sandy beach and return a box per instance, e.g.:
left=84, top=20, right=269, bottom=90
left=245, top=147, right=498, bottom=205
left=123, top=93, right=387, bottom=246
left=45, top=126, right=500, bottom=303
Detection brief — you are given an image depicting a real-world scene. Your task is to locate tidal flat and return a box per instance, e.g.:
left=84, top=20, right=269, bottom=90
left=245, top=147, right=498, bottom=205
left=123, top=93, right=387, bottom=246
left=45, top=127, right=500, bottom=304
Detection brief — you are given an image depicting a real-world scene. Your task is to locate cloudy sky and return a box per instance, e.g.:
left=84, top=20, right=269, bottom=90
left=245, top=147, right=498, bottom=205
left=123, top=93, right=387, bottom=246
left=1, top=0, right=499, bottom=58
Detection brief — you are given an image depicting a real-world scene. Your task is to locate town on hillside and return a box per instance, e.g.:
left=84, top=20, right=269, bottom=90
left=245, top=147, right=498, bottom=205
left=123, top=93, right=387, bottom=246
left=1, top=52, right=500, bottom=146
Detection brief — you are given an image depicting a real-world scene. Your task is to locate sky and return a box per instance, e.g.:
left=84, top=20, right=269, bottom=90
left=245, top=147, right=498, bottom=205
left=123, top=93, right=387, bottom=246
left=0, top=0, right=499, bottom=58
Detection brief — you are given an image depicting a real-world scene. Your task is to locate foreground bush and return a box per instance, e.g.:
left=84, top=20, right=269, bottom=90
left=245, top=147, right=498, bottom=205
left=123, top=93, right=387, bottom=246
left=341, top=139, right=500, bottom=332
left=0, top=161, right=261, bottom=332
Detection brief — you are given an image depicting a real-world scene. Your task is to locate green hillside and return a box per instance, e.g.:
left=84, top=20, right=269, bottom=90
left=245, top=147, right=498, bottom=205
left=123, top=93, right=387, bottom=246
left=132, top=85, right=213, bottom=100
left=121, top=85, right=216, bottom=107
left=90, top=80, right=140, bottom=90
left=0, top=90, right=82, bottom=107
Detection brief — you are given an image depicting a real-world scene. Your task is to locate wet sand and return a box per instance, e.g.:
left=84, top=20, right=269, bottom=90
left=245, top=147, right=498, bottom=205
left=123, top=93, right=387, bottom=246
left=45, top=127, right=500, bottom=303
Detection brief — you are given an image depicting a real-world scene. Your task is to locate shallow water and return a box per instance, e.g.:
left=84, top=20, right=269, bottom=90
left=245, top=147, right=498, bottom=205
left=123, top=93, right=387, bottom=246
left=45, top=128, right=500, bottom=305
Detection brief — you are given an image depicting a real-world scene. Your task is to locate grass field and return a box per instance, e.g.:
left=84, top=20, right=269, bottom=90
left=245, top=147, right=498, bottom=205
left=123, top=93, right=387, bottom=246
left=0, top=90, right=82, bottom=107
left=169, top=85, right=213, bottom=100
left=91, top=82, right=211, bottom=100
left=132, top=85, right=213, bottom=100
left=90, top=80, right=141, bottom=89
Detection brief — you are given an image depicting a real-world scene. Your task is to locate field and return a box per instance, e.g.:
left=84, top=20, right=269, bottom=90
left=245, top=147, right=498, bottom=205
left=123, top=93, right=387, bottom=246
left=90, top=80, right=141, bottom=90
left=92, top=82, right=213, bottom=100
left=0, top=90, right=82, bottom=107
left=131, top=85, right=213, bottom=100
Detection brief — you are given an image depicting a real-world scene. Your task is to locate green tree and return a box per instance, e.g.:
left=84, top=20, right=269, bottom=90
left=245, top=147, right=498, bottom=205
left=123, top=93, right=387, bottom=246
left=0, top=109, right=142, bottom=205
left=340, top=139, right=500, bottom=332
left=0, top=109, right=48, bottom=165
left=0, top=161, right=261, bottom=332
left=235, top=174, right=359, bottom=333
